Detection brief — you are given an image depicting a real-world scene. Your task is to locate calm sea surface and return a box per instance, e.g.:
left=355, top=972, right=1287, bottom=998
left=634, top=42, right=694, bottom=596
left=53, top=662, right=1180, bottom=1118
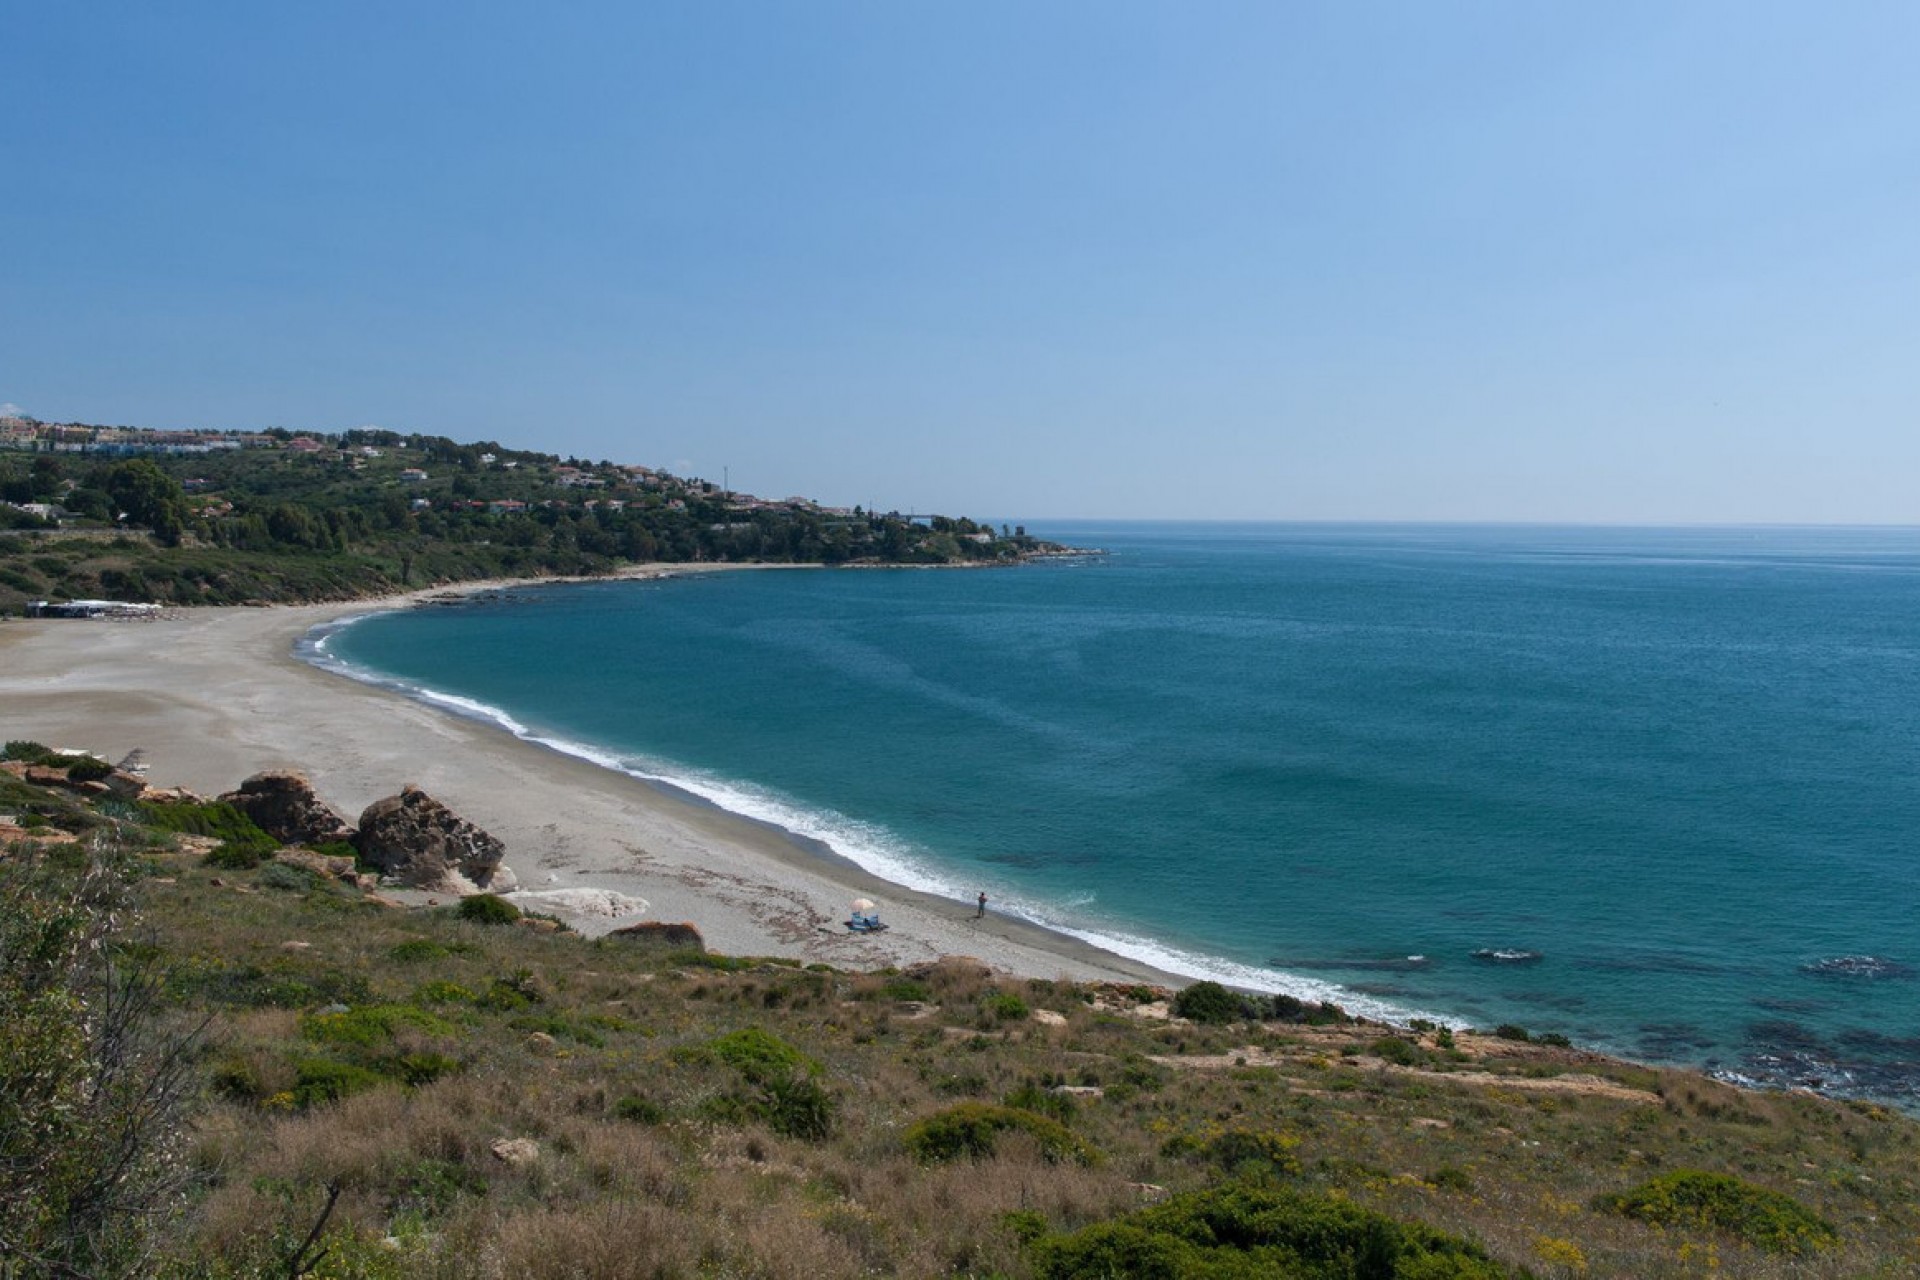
left=317, top=523, right=1920, bottom=1105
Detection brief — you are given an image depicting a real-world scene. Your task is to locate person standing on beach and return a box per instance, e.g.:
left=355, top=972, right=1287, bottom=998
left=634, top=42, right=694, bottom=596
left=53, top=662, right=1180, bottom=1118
left=976, top=891, right=988, bottom=919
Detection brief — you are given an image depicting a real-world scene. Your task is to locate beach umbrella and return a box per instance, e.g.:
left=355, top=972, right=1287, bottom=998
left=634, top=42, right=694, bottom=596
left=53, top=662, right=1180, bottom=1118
left=851, top=898, right=875, bottom=912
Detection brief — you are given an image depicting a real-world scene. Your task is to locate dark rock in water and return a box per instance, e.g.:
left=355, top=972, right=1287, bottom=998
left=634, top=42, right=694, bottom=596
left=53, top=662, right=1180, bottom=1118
left=1801, top=955, right=1914, bottom=980
left=220, top=771, right=355, bottom=846
left=1836, top=1027, right=1920, bottom=1055
left=1745, top=1019, right=1831, bottom=1054
left=357, top=785, right=514, bottom=895
left=1636, top=1021, right=1717, bottom=1057
left=607, top=920, right=705, bottom=950
left=1471, top=948, right=1542, bottom=965
left=1751, top=996, right=1831, bottom=1015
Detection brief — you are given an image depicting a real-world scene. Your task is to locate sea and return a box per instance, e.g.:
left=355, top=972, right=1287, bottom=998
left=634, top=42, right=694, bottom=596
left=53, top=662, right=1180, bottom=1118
left=309, top=522, right=1920, bottom=1108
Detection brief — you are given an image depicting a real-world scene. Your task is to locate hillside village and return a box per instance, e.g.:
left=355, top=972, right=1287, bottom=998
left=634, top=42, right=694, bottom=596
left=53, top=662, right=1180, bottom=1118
left=0, top=414, right=1059, bottom=613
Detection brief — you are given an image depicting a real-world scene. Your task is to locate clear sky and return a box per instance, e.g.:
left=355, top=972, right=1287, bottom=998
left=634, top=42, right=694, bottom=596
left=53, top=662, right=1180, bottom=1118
left=4, top=3, right=1917, bottom=522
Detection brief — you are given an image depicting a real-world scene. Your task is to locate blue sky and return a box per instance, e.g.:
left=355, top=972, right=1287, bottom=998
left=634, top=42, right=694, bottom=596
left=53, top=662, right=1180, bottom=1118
left=4, top=3, right=1917, bottom=522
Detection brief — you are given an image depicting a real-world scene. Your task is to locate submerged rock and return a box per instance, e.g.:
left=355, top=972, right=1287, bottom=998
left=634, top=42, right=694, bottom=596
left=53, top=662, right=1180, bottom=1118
left=357, top=785, right=514, bottom=895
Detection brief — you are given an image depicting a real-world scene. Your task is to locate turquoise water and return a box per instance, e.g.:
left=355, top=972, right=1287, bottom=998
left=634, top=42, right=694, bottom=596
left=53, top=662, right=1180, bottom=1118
left=316, top=523, right=1920, bottom=1105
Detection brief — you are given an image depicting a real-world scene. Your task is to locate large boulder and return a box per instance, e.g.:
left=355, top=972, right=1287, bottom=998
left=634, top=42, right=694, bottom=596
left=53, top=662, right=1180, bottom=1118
left=219, top=772, right=355, bottom=846
left=357, top=785, right=515, bottom=894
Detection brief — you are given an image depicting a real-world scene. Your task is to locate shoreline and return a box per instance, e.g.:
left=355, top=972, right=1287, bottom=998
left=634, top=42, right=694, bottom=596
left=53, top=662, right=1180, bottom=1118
left=0, top=568, right=1183, bottom=988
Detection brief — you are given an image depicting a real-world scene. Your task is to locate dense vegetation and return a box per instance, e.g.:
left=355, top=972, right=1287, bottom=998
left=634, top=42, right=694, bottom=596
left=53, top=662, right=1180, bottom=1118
left=3, top=748, right=1918, bottom=1277
left=0, top=428, right=1061, bottom=612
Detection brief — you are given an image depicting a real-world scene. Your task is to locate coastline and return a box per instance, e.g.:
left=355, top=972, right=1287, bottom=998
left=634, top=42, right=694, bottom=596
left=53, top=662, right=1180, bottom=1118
left=0, top=568, right=1181, bottom=988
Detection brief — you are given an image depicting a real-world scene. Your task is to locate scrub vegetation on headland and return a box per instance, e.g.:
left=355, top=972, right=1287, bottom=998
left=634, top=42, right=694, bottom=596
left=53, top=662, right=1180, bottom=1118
left=0, top=419, right=1070, bottom=612
left=4, top=741, right=1917, bottom=1279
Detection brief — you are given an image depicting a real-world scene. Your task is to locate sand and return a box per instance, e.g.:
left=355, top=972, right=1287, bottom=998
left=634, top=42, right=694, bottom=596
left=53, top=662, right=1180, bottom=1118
left=0, top=572, right=1178, bottom=988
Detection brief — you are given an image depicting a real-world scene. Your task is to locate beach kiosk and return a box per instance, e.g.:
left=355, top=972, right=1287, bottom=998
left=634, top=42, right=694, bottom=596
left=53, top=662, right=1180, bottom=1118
left=846, top=897, right=888, bottom=933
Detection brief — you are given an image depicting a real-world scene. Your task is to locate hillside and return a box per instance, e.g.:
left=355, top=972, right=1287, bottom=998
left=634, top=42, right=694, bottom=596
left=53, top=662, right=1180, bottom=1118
left=0, top=423, right=1064, bottom=612
left=3, top=743, right=1917, bottom=1278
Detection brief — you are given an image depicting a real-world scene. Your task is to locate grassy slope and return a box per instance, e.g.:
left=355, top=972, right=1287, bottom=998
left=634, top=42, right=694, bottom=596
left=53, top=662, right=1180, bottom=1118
left=0, top=812, right=1909, bottom=1276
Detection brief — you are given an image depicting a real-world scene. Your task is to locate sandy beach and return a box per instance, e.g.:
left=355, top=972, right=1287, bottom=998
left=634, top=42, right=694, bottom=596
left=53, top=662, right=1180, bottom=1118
left=0, top=572, right=1178, bottom=988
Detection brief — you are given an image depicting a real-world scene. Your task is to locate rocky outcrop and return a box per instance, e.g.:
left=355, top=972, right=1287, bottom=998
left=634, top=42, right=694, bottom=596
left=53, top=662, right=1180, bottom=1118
left=356, top=785, right=515, bottom=894
left=606, top=920, right=705, bottom=950
left=219, top=772, right=355, bottom=846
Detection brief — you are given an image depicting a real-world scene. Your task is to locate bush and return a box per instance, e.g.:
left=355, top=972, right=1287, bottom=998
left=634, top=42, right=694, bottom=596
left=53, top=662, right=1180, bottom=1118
left=1493, top=1024, right=1532, bottom=1042
left=389, top=939, right=455, bottom=963
left=64, top=756, right=114, bottom=783
left=982, top=992, right=1030, bottom=1022
left=705, top=1027, right=815, bottom=1083
left=141, top=800, right=279, bottom=868
left=612, top=1094, right=665, bottom=1125
left=290, top=1057, right=385, bottom=1108
left=1, top=740, right=56, bottom=764
left=0, top=850, right=202, bottom=1274
left=456, top=893, right=520, bottom=924
left=256, top=862, right=320, bottom=893
left=1031, top=1182, right=1514, bottom=1279
left=1595, top=1170, right=1836, bottom=1254
left=903, top=1102, right=1097, bottom=1166
left=302, top=1004, right=455, bottom=1050
left=763, top=1073, right=837, bottom=1141
left=1172, top=980, right=1247, bottom=1025
left=878, top=978, right=931, bottom=1002
left=1371, top=1036, right=1427, bottom=1067
left=1004, top=1081, right=1076, bottom=1124
left=394, top=1052, right=460, bottom=1087
left=1165, top=1126, right=1303, bottom=1181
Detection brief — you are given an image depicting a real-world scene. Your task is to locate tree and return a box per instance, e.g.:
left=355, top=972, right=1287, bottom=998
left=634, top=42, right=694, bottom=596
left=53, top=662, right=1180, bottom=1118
left=0, top=847, right=204, bottom=1276
left=104, top=460, right=188, bottom=547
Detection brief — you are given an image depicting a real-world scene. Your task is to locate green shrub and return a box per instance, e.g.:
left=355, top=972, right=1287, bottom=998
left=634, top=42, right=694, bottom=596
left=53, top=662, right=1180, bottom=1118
left=1165, top=1126, right=1303, bottom=1181
left=63, top=756, right=114, bottom=783
left=0, top=851, right=202, bottom=1272
left=413, top=981, right=475, bottom=1005
left=394, top=1052, right=460, bottom=1087
left=903, top=1102, right=1097, bottom=1166
left=983, top=992, right=1030, bottom=1022
left=290, top=1058, right=385, bottom=1108
left=1004, top=1081, right=1076, bottom=1124
left=705, top=1027, right=815, bottom=1083
left=1493, top=1024, right=1532, bottom=1042
left=1429, top=1166, right=1475, bottom=1193
left=390, top=939, right=455, bottom=963
left=301, top=1004, right=455, bottom=1050
left=1031, top=1182, right=1514, bottom=1279
left=456, top=893, right=520, bottom=924
left=1172, top=980, right=1246, bottom=1025
left=479, top=971, right=542, bottom=1011
left=878, top=978, right=931, bottom=1002
left=1595, top=1170, right=1836, bottom=1254
left=612, top=1094, right=665, bottom=1125
left=142, top=800, right=280, bottom=868
left=1371, top=1036, right=1427, bottom=1067
left=388, top=1157, right=486, bottom=1218
left=763, top=1073, right=836, bottom=1141
left=256, top=862, right=319, bottom=893
left=1, top=740, right=55, bottom=764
